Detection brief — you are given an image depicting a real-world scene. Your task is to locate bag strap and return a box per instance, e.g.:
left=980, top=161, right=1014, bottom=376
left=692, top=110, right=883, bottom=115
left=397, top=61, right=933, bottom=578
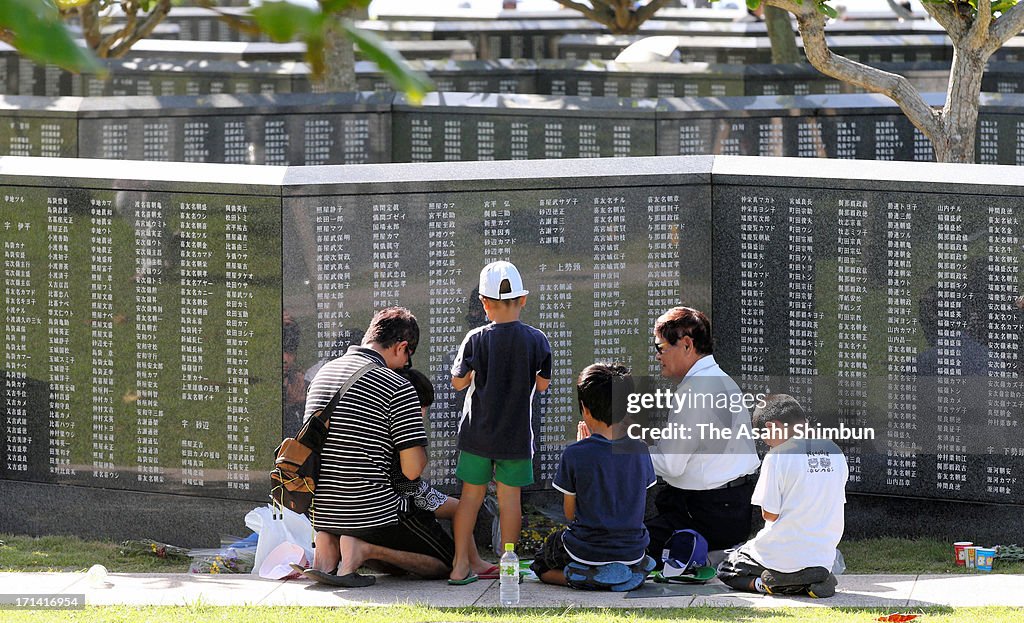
left=312, top=359, right=378, bottom=428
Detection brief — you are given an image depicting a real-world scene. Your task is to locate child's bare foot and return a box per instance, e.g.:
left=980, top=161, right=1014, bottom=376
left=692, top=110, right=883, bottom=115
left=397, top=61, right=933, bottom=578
left=470, top=548, right=496, bottom=575
left=450, top=561, right=474, bottom=582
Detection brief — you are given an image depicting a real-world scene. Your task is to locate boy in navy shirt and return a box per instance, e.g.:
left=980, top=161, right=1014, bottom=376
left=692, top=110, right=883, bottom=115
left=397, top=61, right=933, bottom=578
left=449, top=261, right=552, bottom=584
left=531, top=363, right=657, bottom=590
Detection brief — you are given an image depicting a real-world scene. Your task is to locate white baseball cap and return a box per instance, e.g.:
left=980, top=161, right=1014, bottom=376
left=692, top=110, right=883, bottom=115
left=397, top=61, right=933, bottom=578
left=479, top=261, right=528, bottom=300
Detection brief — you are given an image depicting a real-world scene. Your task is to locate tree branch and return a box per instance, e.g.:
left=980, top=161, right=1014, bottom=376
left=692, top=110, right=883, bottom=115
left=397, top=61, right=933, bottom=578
left=193, top=0, right=264, bottom=37
left=774, top=0, right=942, bottom=142
left=554, top=0, right=606, bottom=26
left=966, top=0, right=991, bottom=48
left=765, top=0, right=803, bottom=14
left=78, top=1, right=103, bottom=51
left=588, top=0, right=616, bottom=22
left=885, top=0, right=914, bottom=21
left=108, top=0, right=172, bottom=58
left=921, top=2, right=965, bottom=41
left=987, top=2, right=1024, bottom=54
left=612, top=1, right=630, bottom=31
left=635, top=0, right=674, bottom=25
left=99, top=0, right=137, bottom=57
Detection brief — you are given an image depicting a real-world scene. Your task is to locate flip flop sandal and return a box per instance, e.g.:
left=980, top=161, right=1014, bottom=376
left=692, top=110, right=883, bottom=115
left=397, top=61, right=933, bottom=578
left=447, top=573, right=479, bottom=585
left=564, top=562, right=632, bottom=588
left=302, top=568, right=376, bottom=588
left=478, top=565, right=500, bottom=580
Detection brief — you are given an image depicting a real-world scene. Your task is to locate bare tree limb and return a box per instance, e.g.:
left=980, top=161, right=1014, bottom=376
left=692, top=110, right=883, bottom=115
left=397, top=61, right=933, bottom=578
left=921, top=2, right=965, bottom=41
left=588, top=0, right=616, bottom=22
left=777, top=0, right=942, bottom=142
left=612, top=1, right=629, bottom=31
left=554, top=0, right=605, bottom=25
left=966, top=0, right=992, bottom=48
left=765, top=0, right=803, bottom=14
left=108, top=0, right=172, bottom=57
left=192, top=0, right=266, bottom=37
left=885, top=0, right=914, bottom=21
left=78, top=1, right=103, bottom=51
left=635, top=0, right=674, bottom=25
left=987, top=3, right=1024, bottom=53
left=99, top=0, right=137, bottom=57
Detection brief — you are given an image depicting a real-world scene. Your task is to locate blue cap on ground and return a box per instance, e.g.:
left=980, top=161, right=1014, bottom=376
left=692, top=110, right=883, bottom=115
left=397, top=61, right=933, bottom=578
left=661, top=529, right=709, bottom=578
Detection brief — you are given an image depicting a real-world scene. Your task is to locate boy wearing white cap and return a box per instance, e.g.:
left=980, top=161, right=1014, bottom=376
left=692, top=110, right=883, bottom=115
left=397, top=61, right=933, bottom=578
left=448, top=260, right=552, bottom=584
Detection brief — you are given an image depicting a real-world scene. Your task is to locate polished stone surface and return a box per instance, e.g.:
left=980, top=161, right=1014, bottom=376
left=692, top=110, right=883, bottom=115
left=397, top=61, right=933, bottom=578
left=6, top=91, right=1024, bottom=165
left=3, top=155, right=1024, bottom=543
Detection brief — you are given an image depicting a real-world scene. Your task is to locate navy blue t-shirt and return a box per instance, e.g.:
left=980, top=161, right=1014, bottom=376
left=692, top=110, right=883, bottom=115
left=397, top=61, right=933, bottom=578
left=451, top=320, right=552, bottom=460
left=553, top=434, right=657, bottom=565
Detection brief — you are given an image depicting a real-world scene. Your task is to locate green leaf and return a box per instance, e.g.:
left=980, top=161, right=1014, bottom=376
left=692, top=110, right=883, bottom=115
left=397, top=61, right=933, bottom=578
left=0, top=0, right=104, bottom=74
left=338, top=19, right=433, bottom=103
left=250, top=1, right=325, bottom=43
left=992, top=0, right=1019, bottom=15
left=320, top=0, right=371, bottom=13
left=745, top=0, right=762, bottom=10
left=817, top=2, right=838, bottom=19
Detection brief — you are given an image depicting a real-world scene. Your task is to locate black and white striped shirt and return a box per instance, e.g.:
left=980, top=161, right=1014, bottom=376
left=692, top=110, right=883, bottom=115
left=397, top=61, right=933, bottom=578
left=304, top=346, right=426, bottom=531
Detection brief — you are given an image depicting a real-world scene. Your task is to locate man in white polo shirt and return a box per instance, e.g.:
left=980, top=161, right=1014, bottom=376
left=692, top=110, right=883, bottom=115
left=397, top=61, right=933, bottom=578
left=645, top=306, right=762, bottom=559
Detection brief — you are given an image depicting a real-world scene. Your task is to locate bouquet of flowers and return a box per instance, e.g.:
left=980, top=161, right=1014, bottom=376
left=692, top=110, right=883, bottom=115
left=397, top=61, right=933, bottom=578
left=187, top=547, right=256, bottom=574
left=119, top=539, right=191, bottom=561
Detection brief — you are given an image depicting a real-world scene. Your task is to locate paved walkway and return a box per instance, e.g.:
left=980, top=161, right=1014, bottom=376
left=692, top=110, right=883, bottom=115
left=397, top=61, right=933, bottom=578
left=3, top=572, right=1024, bottom=608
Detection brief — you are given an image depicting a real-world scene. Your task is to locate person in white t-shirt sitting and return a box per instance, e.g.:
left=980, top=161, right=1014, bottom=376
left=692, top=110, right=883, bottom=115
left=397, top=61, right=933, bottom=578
left=717, top=394, right=849, bottom=598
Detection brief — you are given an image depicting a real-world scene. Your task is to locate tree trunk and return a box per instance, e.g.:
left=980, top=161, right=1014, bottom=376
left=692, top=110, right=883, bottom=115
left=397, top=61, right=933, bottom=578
left=934, top=48, right=986, bottom=163
left=764, top=5, right=799, bottom=64
left=320, top=15, right=357, bottom=92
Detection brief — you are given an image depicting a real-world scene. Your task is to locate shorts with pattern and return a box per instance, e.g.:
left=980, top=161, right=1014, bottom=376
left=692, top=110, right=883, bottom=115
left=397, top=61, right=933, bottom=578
left=394, top=477, right=449, bottom=513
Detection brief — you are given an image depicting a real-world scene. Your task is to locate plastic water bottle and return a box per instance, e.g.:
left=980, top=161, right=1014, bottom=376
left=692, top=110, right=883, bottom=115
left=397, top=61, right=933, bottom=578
left=499, top=543, right=520, bottom=606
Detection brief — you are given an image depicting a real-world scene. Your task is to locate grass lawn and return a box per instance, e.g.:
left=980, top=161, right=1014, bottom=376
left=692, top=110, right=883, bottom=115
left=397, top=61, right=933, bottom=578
left=3, top=534, right=1024, bottom=623
left=0, top=534, right=190, bottom=573
left=2, top=605, right=1024, bottom=623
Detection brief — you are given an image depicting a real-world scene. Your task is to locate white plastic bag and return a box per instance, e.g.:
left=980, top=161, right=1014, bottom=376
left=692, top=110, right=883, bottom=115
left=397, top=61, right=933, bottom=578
left=258, top=542, right=308, bottom=579
left=245, top=505, right=315, bottom=576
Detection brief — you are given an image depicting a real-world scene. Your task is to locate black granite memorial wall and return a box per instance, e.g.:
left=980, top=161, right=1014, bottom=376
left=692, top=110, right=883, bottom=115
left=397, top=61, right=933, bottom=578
left=390, top=93, right=659, bottom=161
left=3, top=155, right=1024, bottom=546
left=0, top=155, right=710, bottom=543
left=711, top=156, right=1024, bottom=506
left=0, top=158, right=284, bottom=543
left=556, top=33, right=1024, bottom=64
left=74, top=93, right=391, bottom=166
left=10, top=91, right=1024, bottom=166
left=0, top=51, right=957, bottom=99
left=355, top=17, right=945, bottom=61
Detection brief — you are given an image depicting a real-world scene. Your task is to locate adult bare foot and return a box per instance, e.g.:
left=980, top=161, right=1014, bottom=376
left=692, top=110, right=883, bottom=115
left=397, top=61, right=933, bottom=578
left=338, top=535, right=369, bottom=575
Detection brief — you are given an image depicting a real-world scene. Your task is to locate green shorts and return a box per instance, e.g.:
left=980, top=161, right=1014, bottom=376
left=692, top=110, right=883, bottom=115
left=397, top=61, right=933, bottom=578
left=455, top=450, right=534, bottom=487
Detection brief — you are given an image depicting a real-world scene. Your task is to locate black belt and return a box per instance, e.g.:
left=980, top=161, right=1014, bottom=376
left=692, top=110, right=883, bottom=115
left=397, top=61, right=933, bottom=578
left=714, top=472, right=757, bottom=490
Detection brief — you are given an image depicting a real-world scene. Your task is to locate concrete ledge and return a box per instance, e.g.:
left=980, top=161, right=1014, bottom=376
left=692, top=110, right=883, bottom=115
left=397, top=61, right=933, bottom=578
left=4, top=572, right=1023, bottom=608
left=0, top=480, right=257, bottom=547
